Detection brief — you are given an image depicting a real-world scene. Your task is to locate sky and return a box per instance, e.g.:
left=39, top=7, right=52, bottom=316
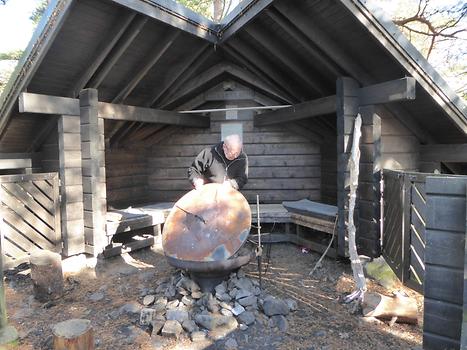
left=0, top=0, right=42, bottom=52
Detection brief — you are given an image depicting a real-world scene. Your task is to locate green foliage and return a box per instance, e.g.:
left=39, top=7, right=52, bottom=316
left=0, top=50, right=23, bottom=60
left=30, top=0, right=48, bottom=25
left=177, top=0, right=213, bottom=19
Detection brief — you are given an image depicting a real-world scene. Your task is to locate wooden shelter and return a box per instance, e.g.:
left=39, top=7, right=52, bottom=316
left=0, top=0, right=466, bottom=348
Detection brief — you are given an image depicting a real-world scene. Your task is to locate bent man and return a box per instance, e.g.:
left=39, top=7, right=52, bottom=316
left=188, top=134, right=248, bottom=190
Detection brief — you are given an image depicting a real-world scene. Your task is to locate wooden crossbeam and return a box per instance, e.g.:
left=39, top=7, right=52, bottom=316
left=18, top=92, right=209, bottom=127
left=254, top=96, right=336, bottom=126
left=359, top=78, right=416, bottom=105
left=98, top=102, right=209, bottom=127
left=420, top=144, right=467, bottom=162
left=0, top=158, right=32, bottom=170
left=254, top=77, right=416, bottom=126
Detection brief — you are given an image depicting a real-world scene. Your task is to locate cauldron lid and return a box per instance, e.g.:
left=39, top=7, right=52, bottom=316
left=162, top=183, right=251, bottom=262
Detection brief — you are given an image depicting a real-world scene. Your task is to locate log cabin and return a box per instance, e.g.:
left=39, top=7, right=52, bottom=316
left=0, top=1, right=466, bottom=348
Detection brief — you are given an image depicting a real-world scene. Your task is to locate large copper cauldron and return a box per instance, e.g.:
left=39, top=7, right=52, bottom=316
left=162, top=183, right=252, bottom=291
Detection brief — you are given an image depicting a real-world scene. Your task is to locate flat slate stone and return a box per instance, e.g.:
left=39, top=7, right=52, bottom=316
left=282, top=199, right=337, bottom=220
left=161, top=320, right=182, bottom=339
left=262, top=298, right=289, bottom=316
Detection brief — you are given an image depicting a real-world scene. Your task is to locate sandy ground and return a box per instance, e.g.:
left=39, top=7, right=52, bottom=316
left=3, top=242, right=423, bottom=349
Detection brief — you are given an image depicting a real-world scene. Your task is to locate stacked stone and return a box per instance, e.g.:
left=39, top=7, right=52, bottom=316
left=138, top=270, right=298, bottom=344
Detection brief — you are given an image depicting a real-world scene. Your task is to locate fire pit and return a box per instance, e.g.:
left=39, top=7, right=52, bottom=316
left=162, top=183, right=252, bottom=292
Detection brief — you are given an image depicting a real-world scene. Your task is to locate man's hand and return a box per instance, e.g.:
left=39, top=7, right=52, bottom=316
left=194, top=178, right=204, bottom=190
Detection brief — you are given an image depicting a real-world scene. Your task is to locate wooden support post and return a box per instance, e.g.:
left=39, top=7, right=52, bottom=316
left=80, top=89, right=107, bottom=256
left=0, top=238, right=18, bottom=345
left=357, top=105, right=381, bottom=257
left=58, top=115, right=85, bottom=256
left=336, top=77, right=360, bottom=257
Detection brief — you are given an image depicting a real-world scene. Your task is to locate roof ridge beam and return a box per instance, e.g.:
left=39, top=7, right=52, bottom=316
left=108, top=0, right=218, bottom=42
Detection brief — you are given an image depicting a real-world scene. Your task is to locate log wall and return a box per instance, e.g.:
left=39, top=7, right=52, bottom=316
left=147, top=92, right=321, bottom=203
left=380, top=110, right=419, bottom=171
left=105, top=148, right=150, bottom=208
left=423, top=176, right=467, bottom=350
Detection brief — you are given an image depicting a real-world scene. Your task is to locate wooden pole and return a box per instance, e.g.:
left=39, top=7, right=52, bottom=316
left=0, top=233, right=18, bottom=345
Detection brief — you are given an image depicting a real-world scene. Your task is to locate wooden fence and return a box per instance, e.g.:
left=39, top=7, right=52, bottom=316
left=382, top=170, right=427, bottom=293
left=423, top=175, right=467, bottom=350
left=0, top=173, right=61, bottom=269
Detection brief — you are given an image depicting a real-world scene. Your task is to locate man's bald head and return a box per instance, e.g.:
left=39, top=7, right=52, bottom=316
left=223, top=134, right=243, bottom=160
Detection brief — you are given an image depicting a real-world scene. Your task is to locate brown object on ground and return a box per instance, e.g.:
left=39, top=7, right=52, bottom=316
left=30, top=250, right=64, bottom=302
left=53, top=318, right=94, bottom=350
left=362, top=292, right=418, bottom=324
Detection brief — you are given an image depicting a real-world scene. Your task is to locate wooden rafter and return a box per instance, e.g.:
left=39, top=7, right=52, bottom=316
left=222, top=44, right=299, bottom=103
left=88, top=16, right=148, bottom=89
left=244, top=25, right=327, bottom=96
left=69, top=11, right=136, bottom=97
left=162, top=63, right=290, bottom=109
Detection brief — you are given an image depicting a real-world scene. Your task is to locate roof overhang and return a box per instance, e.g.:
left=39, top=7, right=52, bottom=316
left=0, top=0, right=465, bottom=143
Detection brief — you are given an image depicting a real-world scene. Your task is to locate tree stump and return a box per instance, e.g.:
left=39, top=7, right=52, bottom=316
left=30, top=250, right=64, bottom=302
left=53, top=319, right=94, bottom=350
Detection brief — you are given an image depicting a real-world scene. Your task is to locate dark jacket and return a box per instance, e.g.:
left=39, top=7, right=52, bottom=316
left=188, top=142, right=248, bottom=190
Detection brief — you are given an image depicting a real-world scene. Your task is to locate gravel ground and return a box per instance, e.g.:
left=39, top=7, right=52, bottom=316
left=3, top=241, right=423, bottom=349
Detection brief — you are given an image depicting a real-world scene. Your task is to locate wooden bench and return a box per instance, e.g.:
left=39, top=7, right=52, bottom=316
left=104, top=203, right=293, bottom=257
left=282, top=199, right=338, bottom=258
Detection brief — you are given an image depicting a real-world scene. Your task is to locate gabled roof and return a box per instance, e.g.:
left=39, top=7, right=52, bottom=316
left=0, top=0, right=465, bottom=152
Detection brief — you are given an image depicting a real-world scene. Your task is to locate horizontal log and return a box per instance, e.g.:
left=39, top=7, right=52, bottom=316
left=254, top=77, right=416, bottom=126
left=18, top=92, right=209, bottom=127
left=0, top=158, right=32, bottom=170
left=359, top=77, right=416, bottom=106
left=19, top=93, right=80, bottom=115
left=98, top=102, right=209, bottom=127
left=254, top=96, right=336, bottom=126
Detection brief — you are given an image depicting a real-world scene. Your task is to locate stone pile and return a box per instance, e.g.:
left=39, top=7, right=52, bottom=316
left=138, top=269, right=298, bottom=343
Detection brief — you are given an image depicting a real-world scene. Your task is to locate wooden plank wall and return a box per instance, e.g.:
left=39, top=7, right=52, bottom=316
left=380, top=109, right=419, bottom=171
left=147, top=90, right=321, bottom=203
left=423, top=176, right=467, bottom=350
left=38, top=124, right=59, bottom=172
left=105, top=148, right=150, bottom=208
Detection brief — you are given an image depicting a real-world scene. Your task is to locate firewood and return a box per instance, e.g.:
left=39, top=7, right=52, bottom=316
left=362, top=292, right=418, bottom=324
left=53, top=319, right=94, bottom=350
left=30, top=250, right=64, bottom=302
